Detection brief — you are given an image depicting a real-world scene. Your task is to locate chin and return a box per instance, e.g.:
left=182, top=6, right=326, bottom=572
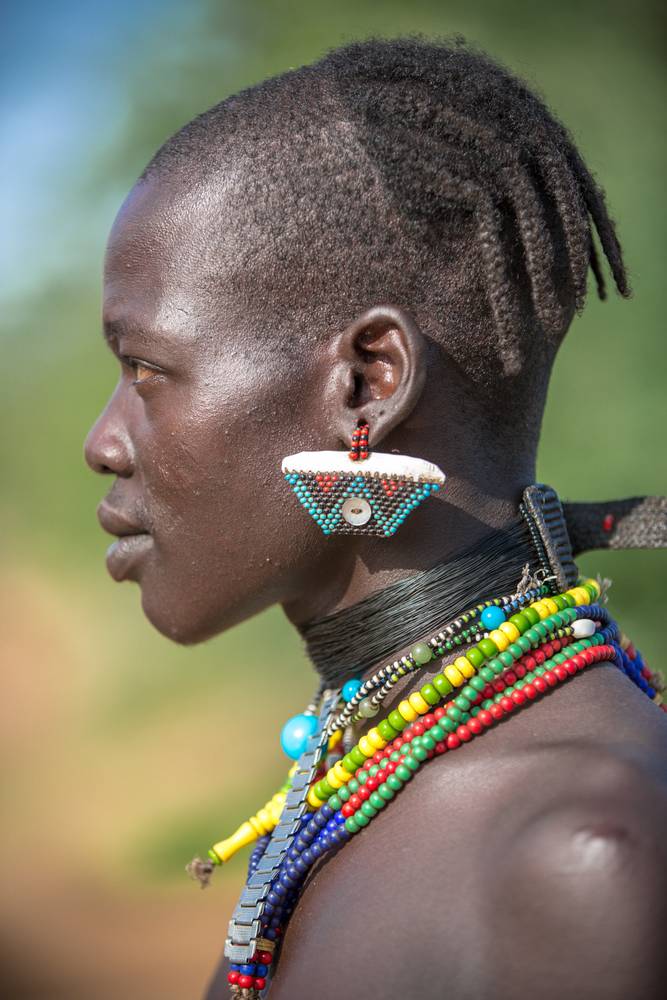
left=138, top=580, right=256, bottom=646
left=138, top=587, right=215, bottom=645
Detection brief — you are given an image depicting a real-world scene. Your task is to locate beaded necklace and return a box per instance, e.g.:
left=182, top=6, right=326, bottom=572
left=330, top=570, right=546, bottom=733
left=187, top=577, right=665, bottom=998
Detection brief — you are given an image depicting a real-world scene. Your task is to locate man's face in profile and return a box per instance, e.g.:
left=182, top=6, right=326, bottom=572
left=85, top=174, right=337, bottom=644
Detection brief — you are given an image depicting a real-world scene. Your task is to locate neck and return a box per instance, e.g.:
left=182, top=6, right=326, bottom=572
left=283, top=472, right=531, bottom=626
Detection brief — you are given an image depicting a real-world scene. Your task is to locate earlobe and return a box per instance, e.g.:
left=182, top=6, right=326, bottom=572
left=332, top=305, right=428, bottom=447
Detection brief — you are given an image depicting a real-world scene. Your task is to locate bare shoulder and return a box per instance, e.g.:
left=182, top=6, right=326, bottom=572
left=267, top=732, right=667, bottom=1000
left=427, top=738, right=667, bottom=1000
left=481, top=739, right=667, bottom=998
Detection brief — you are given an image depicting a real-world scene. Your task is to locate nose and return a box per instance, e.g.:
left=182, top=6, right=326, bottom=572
left=84, top=389, right=135, bottom=477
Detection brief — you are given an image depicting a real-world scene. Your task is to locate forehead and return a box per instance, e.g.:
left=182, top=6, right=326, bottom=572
left=103, top=174, right=240, bottom=343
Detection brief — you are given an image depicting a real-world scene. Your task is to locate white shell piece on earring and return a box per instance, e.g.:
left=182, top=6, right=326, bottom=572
left=282, top=451, right=445, bottom=482
left=571, top=618, right=596, bottom=638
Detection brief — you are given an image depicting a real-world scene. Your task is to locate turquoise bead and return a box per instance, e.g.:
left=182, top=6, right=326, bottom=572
left=280, top=713, right=318, bottom=759
left=481, top=605, right=506, bottom=630
left=342, top=678, right=363, bottom=702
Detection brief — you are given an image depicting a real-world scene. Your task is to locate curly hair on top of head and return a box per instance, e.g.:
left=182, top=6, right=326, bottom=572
left=143, top=36, right=629, bottom=390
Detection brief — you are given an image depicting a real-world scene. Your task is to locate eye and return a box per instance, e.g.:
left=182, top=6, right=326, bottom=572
left=121, top=355, right=163, bottom=387
left=133, top=361, right=156, bottom=384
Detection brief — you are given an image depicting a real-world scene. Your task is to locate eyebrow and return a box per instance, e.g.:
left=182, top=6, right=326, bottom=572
left=103, top=318, right=159, bottom=346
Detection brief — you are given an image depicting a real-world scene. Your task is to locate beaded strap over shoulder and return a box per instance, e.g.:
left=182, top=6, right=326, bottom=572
left=520, top=485, right=667, bottom=590
left=564, top=495, right=667, bottom=555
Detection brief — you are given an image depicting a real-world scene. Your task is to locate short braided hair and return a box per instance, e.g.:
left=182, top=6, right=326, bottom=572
left=142, top=37, right=628, bottom=419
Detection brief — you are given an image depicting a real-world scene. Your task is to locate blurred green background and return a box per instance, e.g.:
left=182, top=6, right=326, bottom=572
left=1, top=1, right=664, bottom=997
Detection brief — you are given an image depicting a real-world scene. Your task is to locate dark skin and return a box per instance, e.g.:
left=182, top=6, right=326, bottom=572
left=86, top=174, right=667, bottom=1000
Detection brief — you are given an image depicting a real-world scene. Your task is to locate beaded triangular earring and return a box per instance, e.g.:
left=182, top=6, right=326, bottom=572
left=282, top=421, right=445, bottom=537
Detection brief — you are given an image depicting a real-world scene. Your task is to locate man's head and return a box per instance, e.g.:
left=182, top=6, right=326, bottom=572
left=85, top=38, right=627, bottom=644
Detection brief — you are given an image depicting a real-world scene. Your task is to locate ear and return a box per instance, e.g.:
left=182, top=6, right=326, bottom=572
left=325, top=305, right=428, bottom=449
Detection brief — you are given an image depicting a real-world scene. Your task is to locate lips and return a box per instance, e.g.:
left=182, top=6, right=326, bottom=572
left=97, top=500, right=153, bottom=581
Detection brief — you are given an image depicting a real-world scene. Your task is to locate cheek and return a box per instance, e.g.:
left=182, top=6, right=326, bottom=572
left=140, top=396, right=286, bottom=542
left=132, top=378, right=329, bottom=636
